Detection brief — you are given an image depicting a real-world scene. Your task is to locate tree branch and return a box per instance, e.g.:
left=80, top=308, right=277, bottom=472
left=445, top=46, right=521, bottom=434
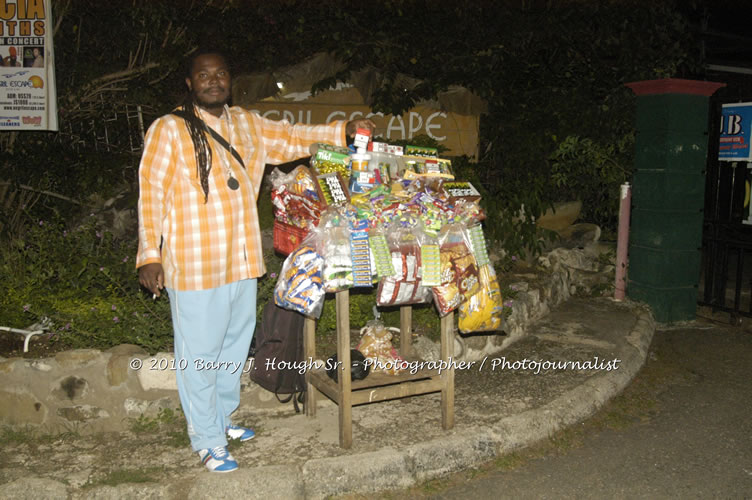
left=0, top=182, right=82, bottom=205
left=52, top=0, right=72, bottom=37
left=87, top=62, right=160, bottom=88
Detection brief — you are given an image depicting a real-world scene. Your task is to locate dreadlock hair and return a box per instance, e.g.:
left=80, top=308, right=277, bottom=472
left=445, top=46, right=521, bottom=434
left=180, top=92, right=212, bottom=202
left=179, top=48, right=231, bottom=202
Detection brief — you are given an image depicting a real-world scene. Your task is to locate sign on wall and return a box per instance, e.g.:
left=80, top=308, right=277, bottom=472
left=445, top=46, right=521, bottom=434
left=245, top=102, right=480, bottom=158
left=0, top=0, right=57, bottom=131
left=719, top=102, right=752, bottom=162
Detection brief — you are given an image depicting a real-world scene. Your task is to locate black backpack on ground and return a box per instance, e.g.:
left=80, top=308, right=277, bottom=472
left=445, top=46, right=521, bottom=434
left=249, top=301, right=307, bottom=412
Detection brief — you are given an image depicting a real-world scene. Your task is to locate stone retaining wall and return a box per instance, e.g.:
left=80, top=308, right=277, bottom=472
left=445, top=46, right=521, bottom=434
left=0, top=244, right=613, bottom=434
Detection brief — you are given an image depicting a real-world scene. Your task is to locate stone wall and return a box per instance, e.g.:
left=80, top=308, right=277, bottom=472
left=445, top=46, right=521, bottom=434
left=0, top=244, right=613, bottom=434
left=0, top=345, right=285, bottom=434
left=456, top=242, right=614, bottom=361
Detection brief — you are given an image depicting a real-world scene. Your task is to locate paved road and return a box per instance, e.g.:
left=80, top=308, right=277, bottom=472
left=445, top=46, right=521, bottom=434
left=411, top=320, right=752, bottom=499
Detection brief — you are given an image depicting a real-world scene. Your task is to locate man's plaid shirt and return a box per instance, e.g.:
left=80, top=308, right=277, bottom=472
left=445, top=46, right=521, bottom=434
left=136, top=105, right=346, bottom=290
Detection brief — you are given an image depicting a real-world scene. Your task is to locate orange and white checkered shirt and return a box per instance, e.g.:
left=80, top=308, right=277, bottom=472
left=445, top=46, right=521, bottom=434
left=136, top=105, right=346, bottom=291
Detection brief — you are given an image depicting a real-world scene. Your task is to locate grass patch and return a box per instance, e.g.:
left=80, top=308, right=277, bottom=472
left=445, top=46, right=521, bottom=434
left=128, top=407, right=189, bottom=447
left=129, top=408, right=184, bottom=434
left=0, top=425, right=80, bottom=447
left=84, top=468, right=160, bottom=488
left=165, top=429, right=191, bottom=448
left=492, top=451, right=529, bottom=471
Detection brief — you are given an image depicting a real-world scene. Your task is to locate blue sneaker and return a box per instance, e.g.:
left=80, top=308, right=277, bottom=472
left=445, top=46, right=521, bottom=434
left=198, top=446, right=238, bottom=473
left=226, top=424, right=255, bottom=442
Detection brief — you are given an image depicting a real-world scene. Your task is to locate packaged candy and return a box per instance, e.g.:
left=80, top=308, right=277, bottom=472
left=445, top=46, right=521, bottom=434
left=405, top=145, right=439, bottom=158
left=369, top=226, right=396, bottom=279
left=367, top=149, right=402, bottom=183
left=432, top=222, right=481, bottom=316
left=310, top=143, right=352, bottom=179
left=270, top=166, right=322, bottom=229
left=375, top=220, right=433, bottom=306
left=273, top=229, right=326, bottom=318
left=400, top=154, right=454, bottom=180
left=270, top=165, right=320, bottom=199
left=357, top=320, right=404, bottom=375
left=458, top=264, right=504, bottom=333
left=349, top=217, right=373, bottom=288
left=370, top=142, right=404, bottom=157
left=273, top=220, right=310, bottom=256
left=449, top=198, right=485, bottom=225
left=315, top=171, right=351, bottom=206
left=443, top=181, right=481, bottom=203
left=319, top=206, right=355, bottom=292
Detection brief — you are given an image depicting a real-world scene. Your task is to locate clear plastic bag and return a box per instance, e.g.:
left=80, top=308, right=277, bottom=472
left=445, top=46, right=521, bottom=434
left=375, top=219, right=433, bottom=306
left=318, top=205, right=355, bottom=293
left=458, top=264, right=504, bottom=333
left=269, top=165, right=322, bottom=228
left=432, top=222, right=481, bottom=316
left=273, top=228, right=326, bottom=318
left=356, top=320, right=404, bottom=375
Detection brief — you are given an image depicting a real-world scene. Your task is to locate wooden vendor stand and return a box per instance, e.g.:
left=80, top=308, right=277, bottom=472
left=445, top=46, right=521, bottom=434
left=304, top=290, right=455, bottom=449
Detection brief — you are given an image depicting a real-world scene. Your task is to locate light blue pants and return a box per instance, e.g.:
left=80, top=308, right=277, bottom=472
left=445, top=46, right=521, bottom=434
left=167, top=279, right=257, bottom=451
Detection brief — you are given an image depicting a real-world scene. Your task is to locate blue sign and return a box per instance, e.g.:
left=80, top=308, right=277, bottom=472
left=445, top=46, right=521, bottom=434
left=720, top=102, right=752, bottom=161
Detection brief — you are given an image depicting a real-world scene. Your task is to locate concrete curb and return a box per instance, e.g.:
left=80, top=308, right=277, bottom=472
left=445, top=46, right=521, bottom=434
left=239, top=302, right=656, bottom=499
left=492, top=305, right=655, bottom=452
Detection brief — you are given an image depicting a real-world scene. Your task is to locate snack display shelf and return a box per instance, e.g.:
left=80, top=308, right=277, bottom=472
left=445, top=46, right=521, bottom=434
left=304, top=290, right=455, bottom=449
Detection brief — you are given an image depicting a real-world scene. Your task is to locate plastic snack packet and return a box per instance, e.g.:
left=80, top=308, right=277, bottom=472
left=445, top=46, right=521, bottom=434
left=375, top=219, right=433, bottom=306
left=318, top=205, right=355, bottom=293
left=273, top=229, right=326, bottom=318
left=356, top=320, right=404, bottom=375
left=458, top=264, right=504, bottom=333
left=432, top=222, right=481, bottom=315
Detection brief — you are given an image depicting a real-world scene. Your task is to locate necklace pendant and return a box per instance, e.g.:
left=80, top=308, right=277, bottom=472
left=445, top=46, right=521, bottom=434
left=227, top=177, right=240, bottom=190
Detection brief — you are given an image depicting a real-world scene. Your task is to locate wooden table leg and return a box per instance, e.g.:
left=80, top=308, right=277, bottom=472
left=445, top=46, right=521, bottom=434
left=440, top=311, right=455, bottom=430
left=400, top=305, right=412, bottom=357
left=304, top=316, right=317, bottom=417
left=336, top=290, right=353, bottom=448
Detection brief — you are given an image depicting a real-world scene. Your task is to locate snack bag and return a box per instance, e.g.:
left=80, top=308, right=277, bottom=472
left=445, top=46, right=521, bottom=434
left=356, top=320, right=404, bottom=375
left=432, top=223, right=481, bottom=316
left=269, top=165, right=322, bottom=228
left=450, top=197, right=485, bottom=225
left=458, top=264, right=504, bottom=333
left=318, top=205, right=355, bottom=292
left=273, top=229, right=326, bottom=318
left=375, top=220, right=433, bottom=306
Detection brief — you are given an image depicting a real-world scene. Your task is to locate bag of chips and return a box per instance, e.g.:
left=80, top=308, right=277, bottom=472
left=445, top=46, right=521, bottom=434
left=458, top=264, right=504, bottom=333
left=273, top=229, right=326, bottom=318
left=432, top=222, right=480, bottom=316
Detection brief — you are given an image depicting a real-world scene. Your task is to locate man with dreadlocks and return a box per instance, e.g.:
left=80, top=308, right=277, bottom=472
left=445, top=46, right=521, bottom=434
left=136, top=49, right=375, bottom=473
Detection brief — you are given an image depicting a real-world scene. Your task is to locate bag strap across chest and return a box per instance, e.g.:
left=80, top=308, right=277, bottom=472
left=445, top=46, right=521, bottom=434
left=172, top=109, right=246, bottom=170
